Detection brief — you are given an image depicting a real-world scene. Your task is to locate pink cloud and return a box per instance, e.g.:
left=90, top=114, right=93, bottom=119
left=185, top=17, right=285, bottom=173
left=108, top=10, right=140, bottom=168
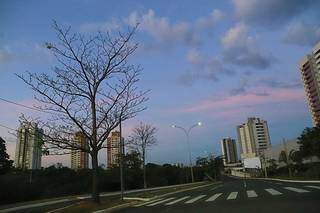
left=180, top=87, right=305, bottom=113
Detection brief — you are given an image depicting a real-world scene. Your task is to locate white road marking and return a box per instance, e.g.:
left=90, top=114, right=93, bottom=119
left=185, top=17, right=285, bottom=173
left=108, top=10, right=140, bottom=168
left=147, top=197, right=176, bottom=206
left=227, top=192, right=238, bottom=200
left=77, top=196, right=91, bottom=200
left=265, top=188, right=282, bottom=195
left=205, top=193, right=222, bottom=202
left=46, top=203, right=76, bottom=213
left=246, top=190, right=258, bottom=198
left=306, top=185, right=320, bottom=190
left=185, top=195, right=206, bottom=204
left=284, top=187, right=309, bottom=193
left=165, top=196, right=190, bottom=205
left=135, top=198, right=164, bottom=207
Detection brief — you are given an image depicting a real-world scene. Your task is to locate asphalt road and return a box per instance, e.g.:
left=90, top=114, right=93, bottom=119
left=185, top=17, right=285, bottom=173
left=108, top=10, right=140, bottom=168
left=117, top=176, right=320, bottom=213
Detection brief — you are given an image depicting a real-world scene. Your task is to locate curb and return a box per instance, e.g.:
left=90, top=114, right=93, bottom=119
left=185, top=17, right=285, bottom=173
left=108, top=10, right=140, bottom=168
left=258, top=177, right=320, bottom=183
left=93, top=202, right=137, bottom=213
left=123, top=197, right=150, bottom=202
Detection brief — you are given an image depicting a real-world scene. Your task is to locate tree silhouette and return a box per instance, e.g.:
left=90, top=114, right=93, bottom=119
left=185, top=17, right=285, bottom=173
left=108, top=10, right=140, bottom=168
left=128, top=122, right=157, bottom=188
left=0, top=137, right=13, bottom=174
left=17, top=21, right=148, bottom=203
left=298, top=127, right=320, bottom=159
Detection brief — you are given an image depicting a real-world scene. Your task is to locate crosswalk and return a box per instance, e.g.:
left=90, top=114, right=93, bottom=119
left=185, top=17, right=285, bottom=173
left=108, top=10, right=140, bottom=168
left=265, top=188, right=282, bottom=195
left=135, top=185, right=320, bottom=207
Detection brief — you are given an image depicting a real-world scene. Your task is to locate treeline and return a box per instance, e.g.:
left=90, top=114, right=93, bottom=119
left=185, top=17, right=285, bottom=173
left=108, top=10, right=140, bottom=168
left=0, top=152, right=222, bottom=205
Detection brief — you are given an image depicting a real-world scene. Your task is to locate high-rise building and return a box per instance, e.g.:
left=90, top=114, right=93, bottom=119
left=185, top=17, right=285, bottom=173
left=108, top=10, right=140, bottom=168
left=220, top=137, right=238, bottom=165
left=237, top=117, right=271, bottom=160
left=300, top=42, right=320, bottom=127
left=71, top=132, right=89, bottom=170
left=15, top=122, right=43, bottom=170
left=107, top=131, right=122, bottom=169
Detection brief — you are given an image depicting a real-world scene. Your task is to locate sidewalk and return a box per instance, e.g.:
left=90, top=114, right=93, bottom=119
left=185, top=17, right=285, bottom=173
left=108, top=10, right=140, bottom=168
left=258, top=177, right=320, bottom=183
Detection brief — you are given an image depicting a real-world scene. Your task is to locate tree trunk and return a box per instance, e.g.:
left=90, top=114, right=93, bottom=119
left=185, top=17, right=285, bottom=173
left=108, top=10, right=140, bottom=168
left=143, top=150, right=147, bottom=189
left=91, top=151, right=100, bottom=203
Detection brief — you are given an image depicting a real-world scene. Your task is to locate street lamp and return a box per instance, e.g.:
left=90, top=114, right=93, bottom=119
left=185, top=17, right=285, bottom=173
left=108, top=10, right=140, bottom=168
left=171, top=122, right=202, bottom=183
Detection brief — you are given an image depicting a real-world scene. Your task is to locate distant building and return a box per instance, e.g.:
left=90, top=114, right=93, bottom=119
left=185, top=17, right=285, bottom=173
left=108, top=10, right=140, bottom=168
left=220, top=137, right=238, bottom=165
left=107, top=131, right=122, bottom=168
left=237, top=117, right=271, bottom=160
left=300, top=41, right=320, bottom=127
left=71, top=132, right=89, bottom=170
left=15, top=122, right=43, bottom=170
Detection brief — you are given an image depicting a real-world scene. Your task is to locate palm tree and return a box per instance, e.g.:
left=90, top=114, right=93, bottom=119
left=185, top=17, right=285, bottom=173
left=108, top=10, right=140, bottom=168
left=279, top=149, right=298, bottom=177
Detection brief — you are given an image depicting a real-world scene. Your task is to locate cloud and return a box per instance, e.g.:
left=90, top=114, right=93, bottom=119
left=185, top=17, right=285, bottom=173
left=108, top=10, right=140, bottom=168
left=0, top=48, right=13, bottom=63
left=178, top=49, right=233, bottom=86
left=180, top=87, right=304, bottom=114
left=260, top=78, right=302, bottom=89
left=232, top=0, right=318, bottom=28
left=79, top=19, right=121, bottom=33
left=80, top=9, right=225, bottom=49
left=229, top=78, right=249, bottom=96
left=134, top=9, right=200, bottom=46
left=283, top=22, right=320, bottom=46
left=221, top=23, right=272, bottom=69
left=126, top=9, right=225, bottom=48
left=0, top=43, right=54, bottom=66
left=194, top=9, right=225, bottom=31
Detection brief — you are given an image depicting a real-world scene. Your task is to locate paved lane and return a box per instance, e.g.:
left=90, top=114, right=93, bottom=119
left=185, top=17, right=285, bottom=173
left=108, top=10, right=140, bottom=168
left=117, top=176, right=320, bottom=213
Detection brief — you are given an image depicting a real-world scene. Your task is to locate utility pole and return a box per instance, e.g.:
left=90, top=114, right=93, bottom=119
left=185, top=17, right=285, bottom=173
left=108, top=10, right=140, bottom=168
left=119, top=119, right=124, bottom=200
left=243, top=167, right=247, bottom=188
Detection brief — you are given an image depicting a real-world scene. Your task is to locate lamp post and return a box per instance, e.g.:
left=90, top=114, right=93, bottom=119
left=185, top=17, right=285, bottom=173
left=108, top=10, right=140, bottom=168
left=172, top=122, right=202, bottom=183
left=119, top=119, right=124, bottom=200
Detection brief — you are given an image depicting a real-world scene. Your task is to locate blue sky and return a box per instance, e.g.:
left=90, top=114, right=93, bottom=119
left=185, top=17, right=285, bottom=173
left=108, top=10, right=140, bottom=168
left=1, top=0, right=320, bottom=167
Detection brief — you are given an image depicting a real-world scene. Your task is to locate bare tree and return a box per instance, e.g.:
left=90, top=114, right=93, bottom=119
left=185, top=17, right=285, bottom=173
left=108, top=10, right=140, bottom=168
left=17, top=21, right=148, bottom=203
left=128, top=122, right=157, bottom=188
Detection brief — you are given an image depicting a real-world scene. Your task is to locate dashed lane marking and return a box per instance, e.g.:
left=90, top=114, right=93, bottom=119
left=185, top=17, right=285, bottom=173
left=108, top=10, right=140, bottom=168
left=165, top=196, right=190, bottom=205
left=185, top=195, right=206, bottom=204
left=265, top=188, right=282, bottom=195
left=134, top=198, right=164, bottom=207
left=147, top=197, right=175, bottom=206
left=205, top=193, right=222, bottom=202
left=284, top=187, right=309, bottom=193
left=246, top=190, right=258, bottom=198
left=305, top=185, right=320, bottom=190
left=227, top=192, right=238, bottom=200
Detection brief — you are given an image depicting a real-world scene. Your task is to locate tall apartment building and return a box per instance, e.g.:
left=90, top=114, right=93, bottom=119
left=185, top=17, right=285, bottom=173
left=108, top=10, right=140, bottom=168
left=237, top=117, right=271, bottom=160
left=300, top=42, right=320, bottom=127
left=15, top=122, right=43, bottom=170
left=220, top=137, right=238, bottom=165
left=71, top=132, right=89, bottom=170
left=107, top=131, right=122, bottom=169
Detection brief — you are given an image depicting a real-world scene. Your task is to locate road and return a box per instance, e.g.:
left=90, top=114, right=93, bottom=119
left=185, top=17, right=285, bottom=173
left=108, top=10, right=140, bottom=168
left=0, top=182, right=205, bottom=213
left=117, top=176, right=320, bottom=213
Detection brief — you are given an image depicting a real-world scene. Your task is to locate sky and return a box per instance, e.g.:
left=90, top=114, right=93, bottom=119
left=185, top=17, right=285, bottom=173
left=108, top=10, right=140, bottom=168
left=1, top=0, right=320, bottom=168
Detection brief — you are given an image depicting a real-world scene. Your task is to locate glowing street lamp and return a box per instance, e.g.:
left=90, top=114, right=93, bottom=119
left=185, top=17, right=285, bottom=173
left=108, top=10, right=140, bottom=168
left=171, top=122, right=202, bottom=182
